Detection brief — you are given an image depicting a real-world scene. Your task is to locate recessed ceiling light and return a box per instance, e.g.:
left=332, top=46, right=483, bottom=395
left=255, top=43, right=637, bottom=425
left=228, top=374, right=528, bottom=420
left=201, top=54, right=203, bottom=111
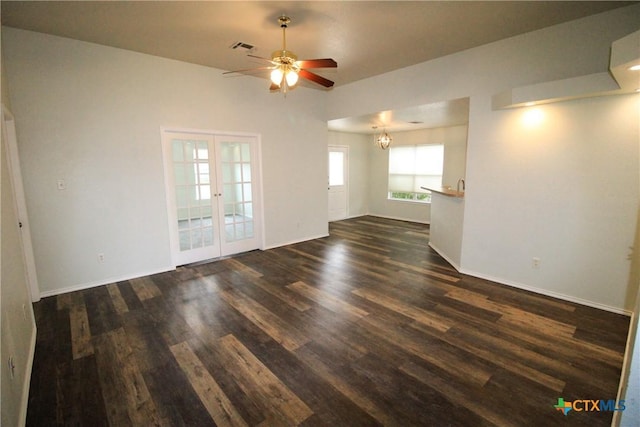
left=629, top=64, right=640, bottom=71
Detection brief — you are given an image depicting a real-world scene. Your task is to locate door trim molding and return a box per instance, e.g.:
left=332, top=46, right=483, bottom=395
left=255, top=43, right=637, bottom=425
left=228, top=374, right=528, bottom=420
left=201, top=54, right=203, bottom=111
left=161, top=127, right=261, bottom=139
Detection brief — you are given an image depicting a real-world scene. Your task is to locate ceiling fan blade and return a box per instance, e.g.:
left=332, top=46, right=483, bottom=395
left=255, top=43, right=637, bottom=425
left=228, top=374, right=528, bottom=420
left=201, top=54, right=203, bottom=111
left=223, top=66, right=274, bottom=75
left=247, top=54, right=276, bottom=64
left=299, top=69, right=335, bottom=88
left=296, top=58, right=337, bottom=69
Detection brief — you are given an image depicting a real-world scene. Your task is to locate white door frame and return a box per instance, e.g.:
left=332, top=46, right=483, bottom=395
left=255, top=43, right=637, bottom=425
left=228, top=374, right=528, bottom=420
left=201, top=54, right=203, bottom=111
left=2, top=104, right=40, bottom=302
left=161, top=127, right=263, bottom=267
left=328, top=145, right=349, bottom=222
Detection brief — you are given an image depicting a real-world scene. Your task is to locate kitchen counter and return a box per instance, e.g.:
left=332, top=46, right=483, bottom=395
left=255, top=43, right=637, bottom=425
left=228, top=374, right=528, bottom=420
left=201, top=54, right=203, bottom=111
left=421, top=186, right=464, bottom=198
left=423, top=186, right=465, bottom=271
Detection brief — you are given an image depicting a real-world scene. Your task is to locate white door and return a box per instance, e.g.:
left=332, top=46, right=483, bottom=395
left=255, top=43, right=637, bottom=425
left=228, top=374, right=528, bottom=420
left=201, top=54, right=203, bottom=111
left=164, top=132, right=220, bottom=265
left=2, top=105, right=40, bottom=301
left=328, top=146, right=348, bottom=221
left=215, top=135, right=261, bottom=256
left=162, top=130, right=261, bottom=266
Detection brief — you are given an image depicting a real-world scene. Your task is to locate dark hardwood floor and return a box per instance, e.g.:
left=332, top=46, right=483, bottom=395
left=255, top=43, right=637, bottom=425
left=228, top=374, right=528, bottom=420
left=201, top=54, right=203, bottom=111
left=27, top=216, right=630, bottom=426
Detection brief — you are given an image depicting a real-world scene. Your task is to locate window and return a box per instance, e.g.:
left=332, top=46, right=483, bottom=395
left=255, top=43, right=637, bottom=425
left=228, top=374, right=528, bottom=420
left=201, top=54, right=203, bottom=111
left=328, top=151, right=344, bottom=186
left=388, top=144, right=444, bottom=203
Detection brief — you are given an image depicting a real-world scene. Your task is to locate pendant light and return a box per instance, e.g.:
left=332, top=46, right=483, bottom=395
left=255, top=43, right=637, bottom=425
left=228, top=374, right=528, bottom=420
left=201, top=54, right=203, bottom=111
left=375, top=128, right=392, bottom=150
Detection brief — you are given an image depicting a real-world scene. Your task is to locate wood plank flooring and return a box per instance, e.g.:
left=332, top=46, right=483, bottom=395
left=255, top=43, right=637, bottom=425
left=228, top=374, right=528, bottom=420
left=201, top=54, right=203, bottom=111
left=26, top=216, right=630, bottom=426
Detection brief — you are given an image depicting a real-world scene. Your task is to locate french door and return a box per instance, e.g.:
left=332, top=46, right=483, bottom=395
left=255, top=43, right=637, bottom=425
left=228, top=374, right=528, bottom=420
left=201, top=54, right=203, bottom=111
left=162, top=130, right=261, bottom=266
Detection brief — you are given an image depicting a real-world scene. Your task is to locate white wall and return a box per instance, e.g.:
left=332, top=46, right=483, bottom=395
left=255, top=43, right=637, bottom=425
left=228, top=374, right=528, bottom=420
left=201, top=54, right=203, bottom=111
left=464, top=95, right=638, bottom=311
left=327, top=4, right=640, bottom=312
left=2, top=27, right=329, bottom=295
left=327, top=131, right=369, bottom=218
left=440, top=126, right=468, bottom=188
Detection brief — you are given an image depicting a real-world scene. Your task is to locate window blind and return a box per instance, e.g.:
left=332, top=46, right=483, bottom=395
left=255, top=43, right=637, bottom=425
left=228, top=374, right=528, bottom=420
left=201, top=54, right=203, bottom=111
left=388, top=144, right=444, bottom=192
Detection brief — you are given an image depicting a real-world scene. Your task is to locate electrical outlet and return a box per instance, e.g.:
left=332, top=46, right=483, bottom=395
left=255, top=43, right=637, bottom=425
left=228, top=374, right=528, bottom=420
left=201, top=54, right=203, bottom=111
left=22, top=304, right=27, bottom=321
left=532, top=257, right=541, bottom=269
left=97, top=253, right=105, bottom=263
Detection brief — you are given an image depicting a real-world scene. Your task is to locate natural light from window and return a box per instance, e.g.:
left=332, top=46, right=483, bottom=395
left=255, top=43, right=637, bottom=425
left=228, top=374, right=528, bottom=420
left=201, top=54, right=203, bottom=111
left=329, top=151, right=345, bottom=186
left=388, top=144, right=444, bottom=203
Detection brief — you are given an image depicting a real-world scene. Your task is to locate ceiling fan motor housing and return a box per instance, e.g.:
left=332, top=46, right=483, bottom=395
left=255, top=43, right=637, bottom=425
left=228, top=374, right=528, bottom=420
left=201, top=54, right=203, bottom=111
left=272, top=50, right=298, bottom=64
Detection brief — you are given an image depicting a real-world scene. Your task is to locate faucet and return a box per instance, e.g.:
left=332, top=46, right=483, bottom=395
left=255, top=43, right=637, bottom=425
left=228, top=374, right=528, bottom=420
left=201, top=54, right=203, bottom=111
left=457, top=178, right=465, bottom=193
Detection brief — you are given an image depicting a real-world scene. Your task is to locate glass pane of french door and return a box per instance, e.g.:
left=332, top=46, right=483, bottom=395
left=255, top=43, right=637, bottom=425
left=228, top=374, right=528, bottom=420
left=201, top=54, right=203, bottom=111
left=219, top=139, right=254, bottom=245
left=168, top=133, right=220, bottom=264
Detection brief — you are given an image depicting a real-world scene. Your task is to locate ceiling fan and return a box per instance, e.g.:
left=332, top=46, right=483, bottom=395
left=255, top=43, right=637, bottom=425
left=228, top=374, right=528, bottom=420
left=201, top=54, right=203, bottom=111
left=224, top=15, right=337, bottom=93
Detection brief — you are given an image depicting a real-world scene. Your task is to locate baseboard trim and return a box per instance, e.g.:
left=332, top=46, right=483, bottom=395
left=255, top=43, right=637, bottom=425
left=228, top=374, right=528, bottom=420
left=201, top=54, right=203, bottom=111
left=428, top=242, right=461, bottom=271
left=38, top=265, right=176, bottom=298
left=263, top=234, right=330, bottom=251
left=459, top=268, right=632, bottom=316
left=365, top=214, right=430, bottom=225
left=331, top=213, right=368, bottom=222
left=328, top=213, right=430, bottom=225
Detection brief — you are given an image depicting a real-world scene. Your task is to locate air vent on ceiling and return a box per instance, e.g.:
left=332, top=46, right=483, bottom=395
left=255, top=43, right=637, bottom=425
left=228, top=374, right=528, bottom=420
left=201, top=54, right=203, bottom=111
left=230, top=41, right=255, bottom=52
left=408, top=121, right=424, bottom=124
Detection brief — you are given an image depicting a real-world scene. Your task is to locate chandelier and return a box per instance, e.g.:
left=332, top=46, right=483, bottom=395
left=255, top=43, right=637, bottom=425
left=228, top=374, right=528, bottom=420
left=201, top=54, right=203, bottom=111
left=375, top=128, right=392, bottom=150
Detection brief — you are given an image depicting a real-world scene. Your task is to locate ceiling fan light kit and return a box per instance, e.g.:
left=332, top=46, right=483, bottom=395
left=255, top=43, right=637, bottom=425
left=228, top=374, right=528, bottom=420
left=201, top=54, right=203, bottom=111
left=224, top=15, right=337, bottom=94
left=269, top=50, right=299, bottom=88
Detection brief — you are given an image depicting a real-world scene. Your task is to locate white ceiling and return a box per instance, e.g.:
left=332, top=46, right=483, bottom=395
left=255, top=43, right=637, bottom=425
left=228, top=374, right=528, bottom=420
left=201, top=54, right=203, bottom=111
left=2, top=1, right=634, bottom=132
left=328, top=97, right=470, bottom=134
